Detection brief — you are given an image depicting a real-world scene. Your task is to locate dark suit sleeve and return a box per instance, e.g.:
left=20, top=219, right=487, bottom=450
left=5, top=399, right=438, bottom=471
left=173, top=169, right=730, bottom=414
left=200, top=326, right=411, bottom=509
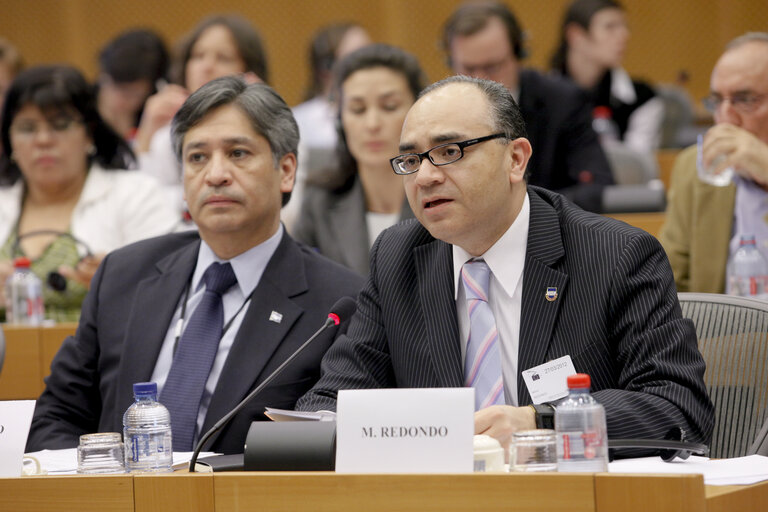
left=295, top=235, right=396, bottom=411
left=25, top=256, right=110, bottom=451
left=556, top=88, right=614, bottom=212
left=596, top=232, right=714, bottom=444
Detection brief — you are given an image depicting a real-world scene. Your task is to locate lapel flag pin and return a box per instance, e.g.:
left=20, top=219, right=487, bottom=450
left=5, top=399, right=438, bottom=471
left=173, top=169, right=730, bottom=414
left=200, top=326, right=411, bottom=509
left=545, top=287, right=558, bottom=302
left=269, top=311, right=283, bottom=323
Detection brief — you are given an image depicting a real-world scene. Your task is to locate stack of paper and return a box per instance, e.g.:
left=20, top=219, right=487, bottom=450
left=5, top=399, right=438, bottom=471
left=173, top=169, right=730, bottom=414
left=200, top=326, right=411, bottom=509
left=609, top=455, right=768, bottom=485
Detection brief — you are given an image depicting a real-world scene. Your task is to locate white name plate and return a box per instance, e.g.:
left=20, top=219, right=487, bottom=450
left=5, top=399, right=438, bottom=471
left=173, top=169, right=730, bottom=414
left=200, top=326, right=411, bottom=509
left=336, top=388, right=474, bottom=474
left=0, top=400, right=36, bottom=477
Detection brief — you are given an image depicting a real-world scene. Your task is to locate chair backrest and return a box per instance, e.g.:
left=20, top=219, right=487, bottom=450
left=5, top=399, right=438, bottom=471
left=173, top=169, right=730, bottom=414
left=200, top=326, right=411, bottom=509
left=678, top=292, right=768, bottom=458
left=602, top=141, right=659, bottom=185
left=656, top=84, right=698, bottom=148
left=750, top=416, right=768, bottom=456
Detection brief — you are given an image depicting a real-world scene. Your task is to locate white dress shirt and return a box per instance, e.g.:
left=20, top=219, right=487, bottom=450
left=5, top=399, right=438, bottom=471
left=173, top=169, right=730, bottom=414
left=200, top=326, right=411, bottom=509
left=453, top=193, right=530, bottom=406
left=150, top=225, right=283, bottom=443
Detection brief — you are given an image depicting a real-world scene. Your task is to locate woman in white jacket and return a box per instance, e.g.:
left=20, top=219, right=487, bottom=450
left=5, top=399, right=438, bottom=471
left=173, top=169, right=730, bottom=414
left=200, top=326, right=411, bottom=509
left=0, top=65, right=177, bottom=321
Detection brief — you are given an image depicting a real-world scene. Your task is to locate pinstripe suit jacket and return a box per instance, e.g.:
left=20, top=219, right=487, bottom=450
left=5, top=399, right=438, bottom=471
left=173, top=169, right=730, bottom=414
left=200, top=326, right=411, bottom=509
left=297, top=186, right=714, bottom=443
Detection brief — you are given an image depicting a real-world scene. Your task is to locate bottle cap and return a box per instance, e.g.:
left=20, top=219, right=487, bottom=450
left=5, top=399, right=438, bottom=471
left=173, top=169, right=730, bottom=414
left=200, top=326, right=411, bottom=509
left=13, top=256, right=31, bottom=268
left=592, top=106, right=612, bottom=119
left=567, top=373, right=591, bottom=390
left=133, top=382, right=158, bottom=397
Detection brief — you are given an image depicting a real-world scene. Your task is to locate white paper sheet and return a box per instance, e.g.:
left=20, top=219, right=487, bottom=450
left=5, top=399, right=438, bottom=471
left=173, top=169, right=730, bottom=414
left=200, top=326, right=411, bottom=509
left=24, top=448, right=219, bottom=475
left=0, top=400, right=36, bottom=477
left=609, top=455, right=768, bottom=486
left=264, top=407, right=336, bottom=422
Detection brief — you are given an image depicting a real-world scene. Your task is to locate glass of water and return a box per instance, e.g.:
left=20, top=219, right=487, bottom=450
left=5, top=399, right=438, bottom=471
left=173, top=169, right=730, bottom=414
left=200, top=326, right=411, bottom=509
left=697, top=133, right=734, bottom=186
left=77, top=432, right=125, bottom=474
left=510, top=429, right=557, bottom=472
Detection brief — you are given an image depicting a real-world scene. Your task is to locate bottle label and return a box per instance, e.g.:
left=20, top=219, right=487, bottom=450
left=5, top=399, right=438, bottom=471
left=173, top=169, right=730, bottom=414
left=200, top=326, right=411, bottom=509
left=558, top=430, right=604, bottom=460
left=131, top=436, right=141, bottom=463
left=728, top=275, right=768, bottom=298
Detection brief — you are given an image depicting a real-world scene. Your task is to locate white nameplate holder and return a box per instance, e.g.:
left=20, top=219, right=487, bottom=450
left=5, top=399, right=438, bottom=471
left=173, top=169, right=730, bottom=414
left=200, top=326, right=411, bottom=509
left=522, top=355, right=576, bottom=404
left=0, top=400, right=36, bottom=477
left=336, top=388, right=474, bottom=473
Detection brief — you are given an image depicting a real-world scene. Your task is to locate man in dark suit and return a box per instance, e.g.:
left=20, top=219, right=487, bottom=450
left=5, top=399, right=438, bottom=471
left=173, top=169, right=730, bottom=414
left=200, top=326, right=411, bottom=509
left=297, top=76, right=713, bottom=450
left=27, top=77, right=364, bottom=454
left=441, top=1, right=613, bottom=212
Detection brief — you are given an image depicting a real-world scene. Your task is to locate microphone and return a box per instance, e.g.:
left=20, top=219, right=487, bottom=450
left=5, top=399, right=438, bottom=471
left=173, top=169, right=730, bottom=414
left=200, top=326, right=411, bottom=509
left=188, top=296, right=357, bottom=472
left=11, top=230, right=94, bottom=292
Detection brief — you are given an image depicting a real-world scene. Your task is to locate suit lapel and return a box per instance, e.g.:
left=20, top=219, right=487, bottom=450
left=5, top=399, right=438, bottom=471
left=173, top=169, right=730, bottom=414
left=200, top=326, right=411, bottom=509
left=116, top=239, right=200, bottom=415
left=517, top=190, right=568, bottom=405
left=202, top=233, right=308, bottom=437
left=414, top=238, right=464, bottom=387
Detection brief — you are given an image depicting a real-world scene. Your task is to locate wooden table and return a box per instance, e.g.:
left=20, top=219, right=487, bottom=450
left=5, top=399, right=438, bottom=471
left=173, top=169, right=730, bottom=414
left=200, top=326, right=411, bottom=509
left=0, top=323, right=77, bottom=400
left=604, top=211, right=667, bottom=238
left=1, top=471, right=765, bottom=512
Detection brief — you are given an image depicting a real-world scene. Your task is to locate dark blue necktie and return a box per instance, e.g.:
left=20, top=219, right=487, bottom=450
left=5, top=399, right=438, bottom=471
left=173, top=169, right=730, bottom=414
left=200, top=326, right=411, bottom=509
left=160, top=262, right=237, bottom=450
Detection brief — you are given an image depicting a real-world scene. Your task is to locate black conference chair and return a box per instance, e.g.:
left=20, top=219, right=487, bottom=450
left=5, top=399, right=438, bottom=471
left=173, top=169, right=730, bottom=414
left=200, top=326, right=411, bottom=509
left=678, top=292, right=768, bottom=458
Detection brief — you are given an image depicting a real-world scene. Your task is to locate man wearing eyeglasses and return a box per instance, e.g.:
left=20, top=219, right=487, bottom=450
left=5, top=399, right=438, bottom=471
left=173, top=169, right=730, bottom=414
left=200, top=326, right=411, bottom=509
left=660, top=33, right=768, bottom=293
left=439, top=1, right=614, bottom=213
left=297, top=75, right=713, bottom=453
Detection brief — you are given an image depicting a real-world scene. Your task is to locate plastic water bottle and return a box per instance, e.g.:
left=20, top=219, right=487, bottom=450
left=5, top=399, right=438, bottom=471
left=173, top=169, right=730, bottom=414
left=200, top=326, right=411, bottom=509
left=555, top=373, right=609, bottom=472
left=123, top=382, right=173, bottom=473
left=592, top=106, right=620, bottom=144
left=727, top=235, right=768, bottom=299
left=4, top=257, right=45, bottom=325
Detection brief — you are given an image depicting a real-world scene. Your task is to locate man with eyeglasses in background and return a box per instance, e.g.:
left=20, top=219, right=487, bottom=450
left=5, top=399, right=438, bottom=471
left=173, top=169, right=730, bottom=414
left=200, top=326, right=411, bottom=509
left=297, top=75, right=713, bottom=454
left=440, top=1, right=614, bottom=213
left=660, top=33, right=768, bottom=293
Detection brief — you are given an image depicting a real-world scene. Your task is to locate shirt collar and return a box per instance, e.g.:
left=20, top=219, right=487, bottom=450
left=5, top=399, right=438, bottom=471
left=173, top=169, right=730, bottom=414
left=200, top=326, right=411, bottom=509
left=192, top=224, right=284, bottom=297
left=610, top=68, right=637, bottom=104
left=453, top=192, right=530, bottom=299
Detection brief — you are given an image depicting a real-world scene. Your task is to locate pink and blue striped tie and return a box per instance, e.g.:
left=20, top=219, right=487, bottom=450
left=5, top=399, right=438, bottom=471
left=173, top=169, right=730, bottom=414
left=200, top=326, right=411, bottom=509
left=462, top=259, right=504, bottom=410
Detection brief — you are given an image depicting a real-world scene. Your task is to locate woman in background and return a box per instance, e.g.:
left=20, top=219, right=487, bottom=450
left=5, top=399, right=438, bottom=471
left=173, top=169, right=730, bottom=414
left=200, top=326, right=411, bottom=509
left=135, top=14, right=268, bottom=217
left=550, top=0, right=664, bottom=154
left=0, top=65, right=177, bottom=321
left=283, top=22, right=371, bottom=231
left=292, top=44, right=427, bottom=275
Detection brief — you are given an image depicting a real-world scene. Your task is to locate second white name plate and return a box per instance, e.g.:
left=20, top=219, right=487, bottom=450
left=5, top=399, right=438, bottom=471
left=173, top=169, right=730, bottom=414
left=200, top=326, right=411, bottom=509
left=335, top=388, right=474, bottom=474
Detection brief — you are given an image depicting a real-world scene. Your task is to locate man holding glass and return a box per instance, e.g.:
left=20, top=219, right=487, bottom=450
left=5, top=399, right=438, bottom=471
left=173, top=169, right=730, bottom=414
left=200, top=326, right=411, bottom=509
left=297, top=75, right=713, bottom=453
left=660, top=33, right=768, bottom=293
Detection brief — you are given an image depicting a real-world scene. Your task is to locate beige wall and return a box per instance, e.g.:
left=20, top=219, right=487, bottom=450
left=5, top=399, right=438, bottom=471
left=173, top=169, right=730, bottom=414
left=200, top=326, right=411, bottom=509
left=1, top=0, right=767, bottom=107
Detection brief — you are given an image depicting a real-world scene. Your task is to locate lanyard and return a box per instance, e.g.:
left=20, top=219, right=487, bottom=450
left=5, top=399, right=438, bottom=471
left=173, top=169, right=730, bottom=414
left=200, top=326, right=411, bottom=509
left=172, top=276, right=254, bottom=355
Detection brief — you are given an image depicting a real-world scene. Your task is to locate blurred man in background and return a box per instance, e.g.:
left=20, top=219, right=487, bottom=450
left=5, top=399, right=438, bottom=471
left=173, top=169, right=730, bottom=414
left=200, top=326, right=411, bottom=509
left=442, top=1, right=613, bottom=212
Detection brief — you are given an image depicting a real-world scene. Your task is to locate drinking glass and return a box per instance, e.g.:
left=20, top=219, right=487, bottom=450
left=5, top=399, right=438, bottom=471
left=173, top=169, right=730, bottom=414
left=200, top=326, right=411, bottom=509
left=510, top=429, right=557, bottom=472
left=697, top=133, right=734, bottom=186
left=77, top=432, right=125, bottom=474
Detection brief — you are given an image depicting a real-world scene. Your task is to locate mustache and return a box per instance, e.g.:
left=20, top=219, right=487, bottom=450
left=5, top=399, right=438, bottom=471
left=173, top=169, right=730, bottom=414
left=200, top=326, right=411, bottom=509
left=199, top=188, right=245, bottom=204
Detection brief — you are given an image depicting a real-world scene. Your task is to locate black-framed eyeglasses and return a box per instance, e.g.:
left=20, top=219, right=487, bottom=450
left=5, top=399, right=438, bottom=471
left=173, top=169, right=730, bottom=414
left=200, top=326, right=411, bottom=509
left=390, top=133, right=508, bottom=175
left=702, top=92, right=767, bottom=114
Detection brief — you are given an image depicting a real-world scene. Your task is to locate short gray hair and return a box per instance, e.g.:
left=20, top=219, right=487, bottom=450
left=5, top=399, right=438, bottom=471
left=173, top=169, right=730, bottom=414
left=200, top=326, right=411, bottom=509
left=725, top=32, right=768, bottom=51
left=171, top=76, right=299, bottom=205
left=420, top=75, right=527, bottom=138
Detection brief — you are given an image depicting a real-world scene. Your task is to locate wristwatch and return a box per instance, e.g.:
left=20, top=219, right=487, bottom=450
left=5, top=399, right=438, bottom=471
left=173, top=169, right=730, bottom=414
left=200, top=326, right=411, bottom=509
left=530, top=403, right=555, bottom=430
